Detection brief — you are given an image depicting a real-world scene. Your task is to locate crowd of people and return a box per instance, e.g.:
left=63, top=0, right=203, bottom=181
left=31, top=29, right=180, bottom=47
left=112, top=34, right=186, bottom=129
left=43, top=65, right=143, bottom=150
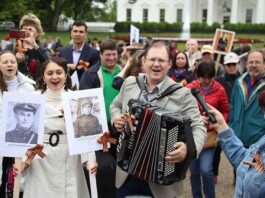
left=0, top=12, right=265, bottom=198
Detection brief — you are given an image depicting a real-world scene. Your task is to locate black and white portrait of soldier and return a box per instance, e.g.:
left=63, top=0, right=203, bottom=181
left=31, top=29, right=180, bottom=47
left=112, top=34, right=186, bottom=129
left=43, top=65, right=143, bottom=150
left=5, top=103, right=38, bottom=144
left=74, top=98, right=102, bottom=138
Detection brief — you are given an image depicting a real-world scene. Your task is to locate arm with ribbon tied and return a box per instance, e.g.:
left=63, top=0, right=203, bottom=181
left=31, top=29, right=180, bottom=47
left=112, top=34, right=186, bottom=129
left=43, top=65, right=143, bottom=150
left=13, top=144, right=46, bottom=198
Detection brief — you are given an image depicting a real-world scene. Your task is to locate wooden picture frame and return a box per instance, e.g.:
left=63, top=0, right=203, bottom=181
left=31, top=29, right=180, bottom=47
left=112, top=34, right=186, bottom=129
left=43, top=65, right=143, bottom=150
left=212, top=28, right=235, bottom=55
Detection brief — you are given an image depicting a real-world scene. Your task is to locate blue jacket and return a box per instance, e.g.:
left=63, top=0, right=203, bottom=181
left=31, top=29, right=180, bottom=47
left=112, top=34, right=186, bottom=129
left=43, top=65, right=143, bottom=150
left=229, top=73, right=265, bottom=146
left=218, top=128, right=265, bottom=198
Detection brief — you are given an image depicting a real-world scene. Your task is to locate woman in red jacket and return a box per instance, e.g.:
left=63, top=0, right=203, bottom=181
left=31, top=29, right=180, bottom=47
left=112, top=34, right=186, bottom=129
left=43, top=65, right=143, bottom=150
left=186, top=61, right=229, bottom=198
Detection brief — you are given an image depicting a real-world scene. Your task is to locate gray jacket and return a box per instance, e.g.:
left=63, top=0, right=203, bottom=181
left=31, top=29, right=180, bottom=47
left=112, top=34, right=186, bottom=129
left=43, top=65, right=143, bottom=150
left=110, top=75, right=206, bottom=197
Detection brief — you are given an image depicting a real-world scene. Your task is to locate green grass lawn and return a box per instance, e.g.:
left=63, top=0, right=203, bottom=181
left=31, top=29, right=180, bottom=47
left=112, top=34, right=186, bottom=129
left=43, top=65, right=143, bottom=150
left=1, top=31, right=264, bottom=51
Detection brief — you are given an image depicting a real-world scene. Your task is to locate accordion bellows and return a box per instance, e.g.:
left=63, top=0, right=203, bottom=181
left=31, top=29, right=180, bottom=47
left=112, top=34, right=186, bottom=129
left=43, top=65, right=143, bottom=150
left=117, top=99, right=197, bottom=185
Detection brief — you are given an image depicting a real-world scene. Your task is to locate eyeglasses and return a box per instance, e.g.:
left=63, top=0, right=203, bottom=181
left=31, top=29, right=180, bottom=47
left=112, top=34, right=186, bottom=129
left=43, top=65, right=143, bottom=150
left=226, top=63, right=237, bottom=67
left=146, top=58, right=169, bottom=65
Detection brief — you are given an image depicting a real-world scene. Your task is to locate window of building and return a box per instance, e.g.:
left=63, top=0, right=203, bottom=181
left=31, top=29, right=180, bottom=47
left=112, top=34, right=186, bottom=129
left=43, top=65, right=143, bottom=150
left=202, top=9, right=207, bottom=22
left=143, top=9, right=148, bottom=22
left=128, top=0, right=136, bottom=3
left=223, top=16, right=230, bottom=24
left=246, top=9, right=253, bottom=23
left=177, top=9, right=183, bottom=22
left=160, top=9, right=165, bottom=22
left=126, top=9, right=132, bottom=21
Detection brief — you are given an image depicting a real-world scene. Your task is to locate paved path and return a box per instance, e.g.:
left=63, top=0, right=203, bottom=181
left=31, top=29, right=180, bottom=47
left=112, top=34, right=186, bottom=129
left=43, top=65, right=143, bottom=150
left=179, top=152, right=235, bottom=198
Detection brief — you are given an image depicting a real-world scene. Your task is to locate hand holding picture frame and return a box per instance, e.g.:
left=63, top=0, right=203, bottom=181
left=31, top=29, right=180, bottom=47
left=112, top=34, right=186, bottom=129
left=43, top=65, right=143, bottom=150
left=0, top=92, right=45, bottom=158
left=63, top=88, right=108, bottom=155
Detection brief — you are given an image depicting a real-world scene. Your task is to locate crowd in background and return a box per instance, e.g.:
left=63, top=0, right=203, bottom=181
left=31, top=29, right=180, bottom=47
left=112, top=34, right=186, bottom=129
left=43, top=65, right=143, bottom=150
left=0, top=12, right=265, bottom=198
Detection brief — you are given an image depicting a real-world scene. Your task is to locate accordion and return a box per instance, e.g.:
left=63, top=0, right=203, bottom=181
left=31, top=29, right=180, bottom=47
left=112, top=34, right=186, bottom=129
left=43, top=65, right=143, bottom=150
left=117, top=99, right=197, bottom=185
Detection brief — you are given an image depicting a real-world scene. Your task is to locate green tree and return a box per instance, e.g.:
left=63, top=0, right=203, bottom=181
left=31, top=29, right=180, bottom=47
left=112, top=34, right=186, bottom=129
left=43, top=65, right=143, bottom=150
left=62, top=0, right=108, bottom=21
left=0, top=0, right=28, bottom=27
left=0, top=0, right=114, bottom=31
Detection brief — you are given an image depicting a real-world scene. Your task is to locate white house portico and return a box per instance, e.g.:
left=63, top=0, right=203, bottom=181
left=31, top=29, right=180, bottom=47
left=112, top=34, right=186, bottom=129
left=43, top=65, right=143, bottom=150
left=117, top=0, right=265, bottom=25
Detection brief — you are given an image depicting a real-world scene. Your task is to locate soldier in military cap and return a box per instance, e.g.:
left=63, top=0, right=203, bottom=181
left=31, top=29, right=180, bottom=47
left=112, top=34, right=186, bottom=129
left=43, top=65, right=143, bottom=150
left=74, top=98, right=102, bottom=138
left=5, top=103, right=38, bottom=144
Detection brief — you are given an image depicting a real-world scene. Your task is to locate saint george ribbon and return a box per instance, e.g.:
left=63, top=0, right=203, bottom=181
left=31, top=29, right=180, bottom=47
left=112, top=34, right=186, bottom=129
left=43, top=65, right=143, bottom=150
left=24, top=144, right=46, bottom=167
left=243, top=153, right=265, bottom=172
left=97, top=131, right=117, bottom=152
left=79, top=60, right=89, bottom=71
left=124, top=112, right=135, bottom=132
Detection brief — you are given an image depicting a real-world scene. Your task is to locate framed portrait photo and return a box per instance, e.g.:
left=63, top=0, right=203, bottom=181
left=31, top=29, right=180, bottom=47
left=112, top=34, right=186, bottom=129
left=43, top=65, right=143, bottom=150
left=0, top=92, right=46, bottom=157
left=63, top=88, right=108, bottom=155
left=212, top=28, right=235, bottom=55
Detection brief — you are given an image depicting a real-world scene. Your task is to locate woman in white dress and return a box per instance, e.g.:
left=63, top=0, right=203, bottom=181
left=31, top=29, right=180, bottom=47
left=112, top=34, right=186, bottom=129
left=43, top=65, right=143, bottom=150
left=17, top=57, right=95, bottom=198
left=0, top=51, right=35, bottom=197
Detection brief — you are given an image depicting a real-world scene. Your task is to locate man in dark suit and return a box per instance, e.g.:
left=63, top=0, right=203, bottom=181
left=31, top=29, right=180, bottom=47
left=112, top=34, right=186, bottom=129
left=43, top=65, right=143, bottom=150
left=59, top=21, right=100, bottom=81
left=5, top=103, right=38, bottom=144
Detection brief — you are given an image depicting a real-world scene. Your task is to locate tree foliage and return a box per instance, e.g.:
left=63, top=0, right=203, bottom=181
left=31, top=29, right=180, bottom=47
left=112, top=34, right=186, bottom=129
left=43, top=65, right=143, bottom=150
left=0, top=0, right=115, bottom=31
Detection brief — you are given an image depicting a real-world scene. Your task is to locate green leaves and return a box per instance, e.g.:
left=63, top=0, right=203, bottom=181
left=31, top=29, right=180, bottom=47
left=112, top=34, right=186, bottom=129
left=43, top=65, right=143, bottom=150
left=0, top=0, right=116, bottom=31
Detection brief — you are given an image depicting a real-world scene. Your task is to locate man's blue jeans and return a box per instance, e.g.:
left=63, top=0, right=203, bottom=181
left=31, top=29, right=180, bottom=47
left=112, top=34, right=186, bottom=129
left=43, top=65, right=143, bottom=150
left=190, top=148, right=216, bottom=198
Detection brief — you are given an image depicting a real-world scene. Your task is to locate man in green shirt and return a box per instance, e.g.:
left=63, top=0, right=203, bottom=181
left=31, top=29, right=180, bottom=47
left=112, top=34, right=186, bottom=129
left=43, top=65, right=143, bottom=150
left=79, top=39, right=120, bottom=198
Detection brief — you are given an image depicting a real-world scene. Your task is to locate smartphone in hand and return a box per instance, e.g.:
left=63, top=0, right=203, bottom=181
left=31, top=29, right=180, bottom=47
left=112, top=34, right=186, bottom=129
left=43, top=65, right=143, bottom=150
left=9, top=30, right=27, bottom=39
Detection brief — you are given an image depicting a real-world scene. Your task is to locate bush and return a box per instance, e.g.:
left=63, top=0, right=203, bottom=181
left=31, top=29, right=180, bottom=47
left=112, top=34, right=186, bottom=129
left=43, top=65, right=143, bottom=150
left=114, top=22, right=265, bottom=34
left=224, top=23, right=265, bottom=33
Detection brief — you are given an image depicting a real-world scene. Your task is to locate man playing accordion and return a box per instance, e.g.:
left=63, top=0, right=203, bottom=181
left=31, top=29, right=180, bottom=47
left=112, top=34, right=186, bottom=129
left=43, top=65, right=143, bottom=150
left=110, top=42, right=206, bottom=198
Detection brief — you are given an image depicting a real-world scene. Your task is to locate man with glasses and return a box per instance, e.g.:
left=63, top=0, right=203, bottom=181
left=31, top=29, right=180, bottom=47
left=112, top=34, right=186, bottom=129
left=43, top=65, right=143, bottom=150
left=229, top=49, right=265, bottom=148
left=111, top=42, right=206, bottom=198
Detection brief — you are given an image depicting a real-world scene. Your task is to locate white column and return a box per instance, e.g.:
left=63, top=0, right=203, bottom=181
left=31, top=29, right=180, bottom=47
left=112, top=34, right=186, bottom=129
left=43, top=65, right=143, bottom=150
left=190, top=0, right=198, bottom=22
left=256, top=0, right=265, bottom=23
left=231, top=0, right=238, bottom=23
left=207, top=0, right=214, bottom=25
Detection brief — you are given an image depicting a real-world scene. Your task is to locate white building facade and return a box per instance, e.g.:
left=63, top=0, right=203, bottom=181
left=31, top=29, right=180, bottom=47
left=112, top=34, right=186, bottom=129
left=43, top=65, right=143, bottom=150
left=117, top=0, right=265, bottom=25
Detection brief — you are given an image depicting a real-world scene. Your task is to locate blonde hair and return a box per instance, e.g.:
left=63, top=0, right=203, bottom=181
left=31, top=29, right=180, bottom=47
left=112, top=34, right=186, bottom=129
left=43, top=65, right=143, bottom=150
left=19, top=13, right=44, bottom=41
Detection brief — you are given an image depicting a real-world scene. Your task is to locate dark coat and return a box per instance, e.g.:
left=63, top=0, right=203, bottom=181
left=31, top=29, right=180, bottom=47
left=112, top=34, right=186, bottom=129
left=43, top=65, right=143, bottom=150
left=79, top=62, right=101, bottom=89
left=5, top=42, right=50, bottom=81
left=59, top=43, right=100, bottom=80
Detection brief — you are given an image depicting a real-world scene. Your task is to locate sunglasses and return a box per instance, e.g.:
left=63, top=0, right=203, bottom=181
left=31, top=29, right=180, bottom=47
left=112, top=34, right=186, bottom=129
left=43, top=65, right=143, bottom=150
left=226, top=63, right=237, bottom=67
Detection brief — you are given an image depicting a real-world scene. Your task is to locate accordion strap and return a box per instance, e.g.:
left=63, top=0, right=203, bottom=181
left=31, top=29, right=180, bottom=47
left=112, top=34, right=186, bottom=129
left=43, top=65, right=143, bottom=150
left=136, top=75, right=183, bottom=102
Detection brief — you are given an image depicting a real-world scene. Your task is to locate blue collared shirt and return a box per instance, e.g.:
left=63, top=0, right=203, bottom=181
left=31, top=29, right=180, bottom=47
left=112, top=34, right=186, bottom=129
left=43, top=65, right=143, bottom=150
left=72, top=43, right=84, bottom=64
